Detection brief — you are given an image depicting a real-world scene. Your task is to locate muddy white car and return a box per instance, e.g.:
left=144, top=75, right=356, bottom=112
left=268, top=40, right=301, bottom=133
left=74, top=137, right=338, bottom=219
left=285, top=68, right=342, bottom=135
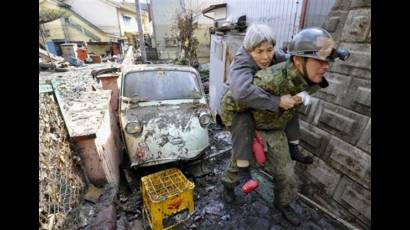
left=119, top=64, right=211, bottom=167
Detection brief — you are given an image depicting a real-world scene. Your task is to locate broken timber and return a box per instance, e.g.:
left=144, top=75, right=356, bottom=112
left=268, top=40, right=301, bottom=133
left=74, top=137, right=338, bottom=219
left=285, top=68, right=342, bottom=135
left=189, top=147, right=232, bottom=165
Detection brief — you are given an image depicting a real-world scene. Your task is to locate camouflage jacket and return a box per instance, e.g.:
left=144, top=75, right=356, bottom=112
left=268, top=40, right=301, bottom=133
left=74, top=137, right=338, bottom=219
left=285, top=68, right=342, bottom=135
left=221, top=60, right=327, bottom=130
left=222, top=46, right=289, bottom=113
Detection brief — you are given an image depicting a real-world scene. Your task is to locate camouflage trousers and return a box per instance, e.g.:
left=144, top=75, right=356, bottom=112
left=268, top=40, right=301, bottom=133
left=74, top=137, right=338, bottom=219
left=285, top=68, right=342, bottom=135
left=221, top=129, right=299, bottom=207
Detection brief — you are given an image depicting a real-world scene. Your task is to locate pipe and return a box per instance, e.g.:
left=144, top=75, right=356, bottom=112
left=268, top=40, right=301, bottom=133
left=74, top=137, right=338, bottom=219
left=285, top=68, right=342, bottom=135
left=299, top=0, right=309, bottom=29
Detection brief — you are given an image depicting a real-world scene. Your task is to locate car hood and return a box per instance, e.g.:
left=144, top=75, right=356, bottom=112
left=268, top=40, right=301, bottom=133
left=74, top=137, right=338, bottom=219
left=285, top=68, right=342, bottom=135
left=121, top=102, right=210, bottom=167
left=125, top=102, right=205, bottom=129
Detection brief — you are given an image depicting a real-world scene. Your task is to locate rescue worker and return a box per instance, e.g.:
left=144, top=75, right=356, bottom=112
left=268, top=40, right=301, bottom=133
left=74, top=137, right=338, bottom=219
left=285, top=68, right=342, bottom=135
left=219, top=24, right=313, bottom=205
left=220, top=27, right=349, bottom=226
left=219, top=23, right=312, bottom=203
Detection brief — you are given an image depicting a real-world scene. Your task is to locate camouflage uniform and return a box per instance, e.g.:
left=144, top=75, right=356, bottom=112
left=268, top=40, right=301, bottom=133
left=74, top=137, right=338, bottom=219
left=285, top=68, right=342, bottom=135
left=220, top=60, right=322, bottom=130
left=221, top=59, right=324, bottom=207
left=221, top=129, right=298, bottom=207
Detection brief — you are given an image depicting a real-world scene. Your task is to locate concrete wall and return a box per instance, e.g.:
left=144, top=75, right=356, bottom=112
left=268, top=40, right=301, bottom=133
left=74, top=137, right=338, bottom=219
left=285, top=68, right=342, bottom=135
left=66, top=0, right=121, bottom=36
left=150, top=0, right=213, bottom=60
left=150, top=0, right=182, bottom=59
left=184, top=0, right=214, bottom=63
left=303, top=0, right=336, bottom=28
left=195, top=23, right=212, bottom=63
left=49, top=66, right=123, bottom=187
left=70, top=91, right=122, bottom=187
left=296, top=0, right=371, bottom=229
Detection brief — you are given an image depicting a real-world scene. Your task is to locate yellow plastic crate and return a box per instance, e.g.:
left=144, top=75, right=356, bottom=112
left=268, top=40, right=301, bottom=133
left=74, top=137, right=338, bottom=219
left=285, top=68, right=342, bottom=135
left=141, top=168, right=195, bottom=230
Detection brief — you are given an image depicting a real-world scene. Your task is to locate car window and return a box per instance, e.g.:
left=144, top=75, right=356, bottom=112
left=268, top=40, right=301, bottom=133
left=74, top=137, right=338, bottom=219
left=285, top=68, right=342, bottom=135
left=124, top=70, right=202, bottom=100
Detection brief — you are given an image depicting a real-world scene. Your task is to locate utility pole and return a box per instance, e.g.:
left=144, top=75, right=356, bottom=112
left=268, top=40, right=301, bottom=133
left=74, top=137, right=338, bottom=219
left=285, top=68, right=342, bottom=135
left=135, top=0, right=147, bottom=62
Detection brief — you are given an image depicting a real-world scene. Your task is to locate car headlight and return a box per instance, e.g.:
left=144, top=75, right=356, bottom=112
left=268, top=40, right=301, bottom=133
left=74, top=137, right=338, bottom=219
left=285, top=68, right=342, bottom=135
left=125, top=121, right=143, bottom=135
left=199, top=112, right=212, bottom=127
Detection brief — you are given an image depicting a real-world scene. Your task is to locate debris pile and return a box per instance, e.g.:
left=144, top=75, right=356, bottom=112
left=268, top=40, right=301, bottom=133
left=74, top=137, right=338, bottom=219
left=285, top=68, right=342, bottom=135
left=39, top=47, right=122, bottom=73
left=197, top=63, right=210, bottom=98
left=39, top=64, right=117, bottom=137
left=113, top=124, right=348, bottom=229
left=59, top=184, right=119, bottom=229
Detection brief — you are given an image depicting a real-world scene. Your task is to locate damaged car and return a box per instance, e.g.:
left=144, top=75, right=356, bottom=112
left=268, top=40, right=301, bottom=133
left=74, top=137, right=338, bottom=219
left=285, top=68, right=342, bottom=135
left=119, top=64, right=211, bottom=168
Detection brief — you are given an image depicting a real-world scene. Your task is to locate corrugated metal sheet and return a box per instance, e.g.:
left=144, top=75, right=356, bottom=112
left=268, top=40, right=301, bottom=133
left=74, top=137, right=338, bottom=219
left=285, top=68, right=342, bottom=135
left=303, top=0, right=336, bottom=28
left=209, top=35, right=226, bottom=115
left=218, top=0, right=335, bottom=48
left=225, top=0, right=303, bottom=49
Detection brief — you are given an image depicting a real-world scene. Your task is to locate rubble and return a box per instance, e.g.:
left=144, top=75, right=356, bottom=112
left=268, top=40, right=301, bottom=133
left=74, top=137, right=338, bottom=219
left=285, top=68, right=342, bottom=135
left=198, top=63, right=209, bottom=72
left=60, top=183, right=119, bottom=229
left=84, top=185, right=103, bottom=204
left=91, top=204, right=117, bottom=230
left=198, top=68, right=209, bottom=97
left=111, top=125, right=348, bottom=229
left=39, top=64, right=119, bottom=138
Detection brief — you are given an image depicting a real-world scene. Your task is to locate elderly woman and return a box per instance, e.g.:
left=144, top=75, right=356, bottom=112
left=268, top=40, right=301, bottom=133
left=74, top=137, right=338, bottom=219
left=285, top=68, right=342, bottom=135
left=220, top=23, right=312, bottom=201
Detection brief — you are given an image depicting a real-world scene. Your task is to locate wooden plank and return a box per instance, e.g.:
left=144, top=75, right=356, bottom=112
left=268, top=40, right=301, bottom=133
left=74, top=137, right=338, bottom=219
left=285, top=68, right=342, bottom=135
left=51, top=79, right=74, bottom=138
left=39, top=84, right=53, bottom=93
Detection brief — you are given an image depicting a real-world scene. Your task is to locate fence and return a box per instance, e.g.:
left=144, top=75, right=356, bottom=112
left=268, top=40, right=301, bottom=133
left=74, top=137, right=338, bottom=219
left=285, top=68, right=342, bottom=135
left=39, top=91, right=87, bottom=229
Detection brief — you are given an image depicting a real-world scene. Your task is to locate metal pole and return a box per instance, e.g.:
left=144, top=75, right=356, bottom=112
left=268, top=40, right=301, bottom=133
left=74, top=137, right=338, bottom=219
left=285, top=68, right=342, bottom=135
left=135, top=0, right=147, bottom=62
left=299, top=0, right=309, bottom=30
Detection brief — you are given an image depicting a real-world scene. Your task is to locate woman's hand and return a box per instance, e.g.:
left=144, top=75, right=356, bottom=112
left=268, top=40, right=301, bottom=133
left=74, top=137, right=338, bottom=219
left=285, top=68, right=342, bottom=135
left=292, top=95, right=303, bottom=105
left=279, top=94, right=296, bottom=110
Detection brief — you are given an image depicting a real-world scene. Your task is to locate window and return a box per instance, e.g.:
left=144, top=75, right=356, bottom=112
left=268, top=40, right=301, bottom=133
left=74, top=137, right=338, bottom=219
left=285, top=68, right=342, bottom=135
left=164, top=37, right=178, bottom=47
left=124, top=70, right=202, bottom=100
left=123, top=16, right=131, bottom=25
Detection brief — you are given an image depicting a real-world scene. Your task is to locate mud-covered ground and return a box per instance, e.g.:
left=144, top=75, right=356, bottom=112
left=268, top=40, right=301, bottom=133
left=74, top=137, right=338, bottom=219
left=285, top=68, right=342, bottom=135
left=114, top=124, right=347, bottom=230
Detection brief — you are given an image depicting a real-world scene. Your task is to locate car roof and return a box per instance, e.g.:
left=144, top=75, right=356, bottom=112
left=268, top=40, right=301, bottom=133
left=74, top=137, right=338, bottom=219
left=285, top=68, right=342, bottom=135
left=122, top=64, right=199, bottom=75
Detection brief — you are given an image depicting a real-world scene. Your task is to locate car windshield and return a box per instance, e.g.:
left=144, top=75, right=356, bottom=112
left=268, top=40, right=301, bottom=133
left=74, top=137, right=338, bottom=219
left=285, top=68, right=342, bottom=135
left=123, top=70, right=202, bottom=100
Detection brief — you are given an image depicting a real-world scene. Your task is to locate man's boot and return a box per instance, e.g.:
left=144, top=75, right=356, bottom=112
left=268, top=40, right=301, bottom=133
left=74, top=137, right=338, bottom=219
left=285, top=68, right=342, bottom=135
left=289, top=143, right=313, bottom=164
left=275, top=204, right=301, bottom=226
left=222, top=186, right=235, bottom=203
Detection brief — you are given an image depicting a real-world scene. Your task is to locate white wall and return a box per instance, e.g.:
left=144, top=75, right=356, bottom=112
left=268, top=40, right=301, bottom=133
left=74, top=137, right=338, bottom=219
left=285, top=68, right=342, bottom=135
left=151, top=0, right=216, bottom=59
left=150, top=0, right=183, bottom=59
left=118, top=11, right=139, bottom=35
left=183, top=0, right=214, bottom=25
left=65, top=0, right=121, bottom=36
left=209, top=34, right=225, bottom=116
